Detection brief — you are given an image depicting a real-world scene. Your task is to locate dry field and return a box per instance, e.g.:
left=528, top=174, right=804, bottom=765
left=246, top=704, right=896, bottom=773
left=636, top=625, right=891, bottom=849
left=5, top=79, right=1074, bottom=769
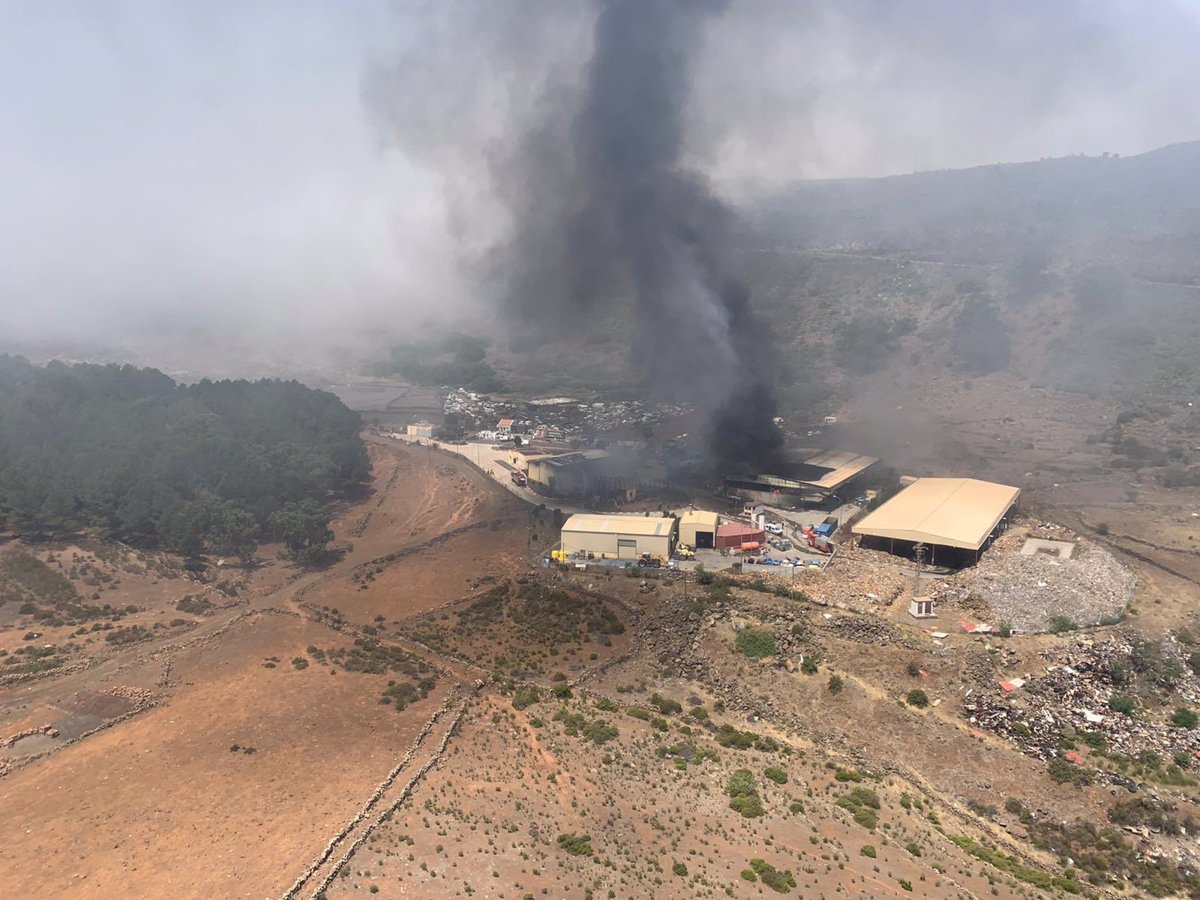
left=0, top=438, right=524, bottom=897
left=5, top=432, right=1200, bottom=899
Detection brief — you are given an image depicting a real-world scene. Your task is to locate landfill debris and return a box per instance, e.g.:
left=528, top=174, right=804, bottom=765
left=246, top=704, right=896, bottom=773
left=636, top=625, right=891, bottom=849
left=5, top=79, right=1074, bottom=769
left=937, top=527, right=1135, bottom=633
left=963, top=638, right=1200, bottom=766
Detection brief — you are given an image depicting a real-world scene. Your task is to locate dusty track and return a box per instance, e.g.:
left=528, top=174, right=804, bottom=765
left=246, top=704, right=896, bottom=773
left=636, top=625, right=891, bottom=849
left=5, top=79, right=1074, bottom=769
left=284, top=691, right=469, bottom=899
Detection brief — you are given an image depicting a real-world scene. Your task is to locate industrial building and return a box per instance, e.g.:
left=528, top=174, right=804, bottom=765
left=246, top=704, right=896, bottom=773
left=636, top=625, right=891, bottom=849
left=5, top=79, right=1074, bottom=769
left=527, top=450, right=617, bottom=497
left=560, top=513, right=677, bottom=560
left=406, top=422, right=434, bottom=439
left=851, top=477, right=1020, bottom=567
left=715, top=522, right=766, bottom=550
left=725, top=449, right=879, bottom=506
left=677, top=510, right=720, bottom=549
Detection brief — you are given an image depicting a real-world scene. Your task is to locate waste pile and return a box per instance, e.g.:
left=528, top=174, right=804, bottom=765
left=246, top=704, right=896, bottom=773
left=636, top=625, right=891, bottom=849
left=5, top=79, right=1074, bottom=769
left=443, top=388, right=690, bottom=438
left=939, top=532, right=1135, bottom=633
left=962, top=638, right=1200, bottom=768
left=802, top=550, right=910, bottom=612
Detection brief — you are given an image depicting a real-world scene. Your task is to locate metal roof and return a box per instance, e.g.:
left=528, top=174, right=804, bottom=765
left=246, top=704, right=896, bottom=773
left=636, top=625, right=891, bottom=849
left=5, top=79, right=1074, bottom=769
left=717, top=523, right=764, bottom=538
left=678, top=510, right=719, bottom=529
left=851, top=478, right=1020, bottom=551
left=562, top=514, right=677, bottom=537
left=737, top=449, right=879, bottom=493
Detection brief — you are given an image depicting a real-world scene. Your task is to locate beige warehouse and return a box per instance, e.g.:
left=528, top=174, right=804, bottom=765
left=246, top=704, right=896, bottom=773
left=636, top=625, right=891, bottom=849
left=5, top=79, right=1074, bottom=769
left=677, top=510, right=719, bottom=549
left=560, top=514, right=677, bottom=560
left=852, top=477, right=1019, bottom=564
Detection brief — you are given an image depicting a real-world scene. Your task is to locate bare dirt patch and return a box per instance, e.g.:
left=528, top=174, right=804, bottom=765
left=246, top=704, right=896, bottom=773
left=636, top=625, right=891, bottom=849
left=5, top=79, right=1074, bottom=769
left=0, top=613, right=448, bottom=898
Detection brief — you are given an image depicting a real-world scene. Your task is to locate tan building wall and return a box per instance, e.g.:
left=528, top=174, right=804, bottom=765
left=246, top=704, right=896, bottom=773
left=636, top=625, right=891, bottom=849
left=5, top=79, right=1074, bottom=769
left=678, top=511, right=719, bottom=549
left=560, top=515, right=677, bottom=560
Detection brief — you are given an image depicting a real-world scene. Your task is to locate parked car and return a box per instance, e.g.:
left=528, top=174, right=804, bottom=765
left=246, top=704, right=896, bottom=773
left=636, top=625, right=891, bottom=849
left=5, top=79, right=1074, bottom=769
left=764, top=522, right=784, bottom=535
left=770, top=539, right=792, bottom=551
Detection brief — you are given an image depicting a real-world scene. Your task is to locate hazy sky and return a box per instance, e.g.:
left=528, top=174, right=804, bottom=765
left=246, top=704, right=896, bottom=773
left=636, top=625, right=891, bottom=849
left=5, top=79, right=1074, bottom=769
left=1, top=1, right=1198, bottom=356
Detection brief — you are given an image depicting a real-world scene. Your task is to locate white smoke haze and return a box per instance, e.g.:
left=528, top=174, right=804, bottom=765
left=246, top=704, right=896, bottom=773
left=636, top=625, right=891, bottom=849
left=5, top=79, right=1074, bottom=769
left=0, top=0, right=1198, bottom=367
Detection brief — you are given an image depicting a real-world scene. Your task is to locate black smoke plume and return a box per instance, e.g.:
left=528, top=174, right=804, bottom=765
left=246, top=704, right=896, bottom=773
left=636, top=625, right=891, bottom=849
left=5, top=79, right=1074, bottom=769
left=502, top=0, right=783, bottom=473
left=369, top=0, right=784, bottom=474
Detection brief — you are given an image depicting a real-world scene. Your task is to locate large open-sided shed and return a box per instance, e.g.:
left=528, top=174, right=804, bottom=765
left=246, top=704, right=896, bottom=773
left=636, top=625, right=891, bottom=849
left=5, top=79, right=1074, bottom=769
left=852, top=477, right=1019, bottom=566
left=725, top=449, right=879, bottom=502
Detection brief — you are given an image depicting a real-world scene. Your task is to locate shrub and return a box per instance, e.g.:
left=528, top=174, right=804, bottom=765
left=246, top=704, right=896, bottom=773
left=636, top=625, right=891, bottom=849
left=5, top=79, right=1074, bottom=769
left=740, top=869, right=757, bottom=882
left=650, top=693, right=683, bottom=715
left=672, top=862, right=687, bottom=877
left=834, top=768, right=863, bottom=782
left=1109, top=693, right=1137, bottom=716
left=748, top=858, right=796, bottom=894
left=837, top=787, right=881, bottom=830
left=291, top=656, right=308, bottom=670
left=1049, top=616, right=1079, bottom=634
left=905, top=689, right=930, bottom=708
left=736, top=628, right=776, bottom=658
left=800, top=655, right=819, bottom=675
left=582, top=720, right=618, bottom=745
left=827, top=673, right=844, bottom=694
left=556, top=833, right=593, bottom=856
left=764, top=766, right=788, bottom=785
left=551, top=684, right=572, bottom=699
left=727, top=768, right=757, bottom=797
left=905, top=842, right=921, bottom=856
left=512, top=686, right=541, bottom=710
left=998, top=622, right=1014, bottom=638
left=1173, top=708, right=1199, bottom=729
left=1048, top=757, right=1093, bottom=786
left=727, top=769, right=765, bottom=818
left=695, top=565, right=714, bottom=586
left=906, top=660, right=921, bottom=677
left=1096, top=522, right=1110, bottom=535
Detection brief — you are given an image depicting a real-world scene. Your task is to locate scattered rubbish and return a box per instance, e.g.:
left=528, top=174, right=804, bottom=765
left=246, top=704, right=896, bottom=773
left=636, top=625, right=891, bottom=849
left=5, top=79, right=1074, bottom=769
left=961, top=620, right=993, bottom=634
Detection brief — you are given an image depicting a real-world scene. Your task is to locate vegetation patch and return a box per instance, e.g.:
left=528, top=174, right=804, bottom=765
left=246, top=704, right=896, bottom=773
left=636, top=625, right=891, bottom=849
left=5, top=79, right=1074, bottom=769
left=948, top=834, right=1081, bottom=894
left=747, top=858, right=796, bottom=894
left=736, top=628, right=777, bottom=658
left=904, top=689, right=930, bottom=708
left=556, top=832, right=593, bottom=857
left=176, top=595, right=213, bottom=616
left=714, top=724, right=779, bottom=752
left=726, top=769, right=766, bottom=818
left=836, top=787, right=881, bottom=830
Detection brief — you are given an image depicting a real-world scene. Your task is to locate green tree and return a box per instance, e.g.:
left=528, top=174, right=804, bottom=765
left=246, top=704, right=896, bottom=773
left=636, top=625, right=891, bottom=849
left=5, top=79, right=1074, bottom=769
left=208, top=501, right=259, bottom=563
left=269, top=500, right=334, bottom=565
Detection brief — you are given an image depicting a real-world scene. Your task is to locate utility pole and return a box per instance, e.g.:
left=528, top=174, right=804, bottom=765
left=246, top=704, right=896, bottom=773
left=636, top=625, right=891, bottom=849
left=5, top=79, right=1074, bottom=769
left=912, top=542, right=927, bottom=599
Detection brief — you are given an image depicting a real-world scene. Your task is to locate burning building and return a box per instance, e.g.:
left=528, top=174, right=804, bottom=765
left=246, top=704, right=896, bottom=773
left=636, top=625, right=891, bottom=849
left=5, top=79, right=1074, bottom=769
left=725, top=449, right=879, bottom=508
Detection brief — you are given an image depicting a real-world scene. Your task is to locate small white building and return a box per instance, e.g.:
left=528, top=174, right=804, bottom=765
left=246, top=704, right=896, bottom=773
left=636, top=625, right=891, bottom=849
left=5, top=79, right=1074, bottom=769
left=407, top=422, right=434, bottom=439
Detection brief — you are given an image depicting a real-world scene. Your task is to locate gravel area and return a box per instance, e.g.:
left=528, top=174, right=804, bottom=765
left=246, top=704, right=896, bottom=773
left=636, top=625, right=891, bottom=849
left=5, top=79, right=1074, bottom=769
left=938, top=535, right=1136, bottom=633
